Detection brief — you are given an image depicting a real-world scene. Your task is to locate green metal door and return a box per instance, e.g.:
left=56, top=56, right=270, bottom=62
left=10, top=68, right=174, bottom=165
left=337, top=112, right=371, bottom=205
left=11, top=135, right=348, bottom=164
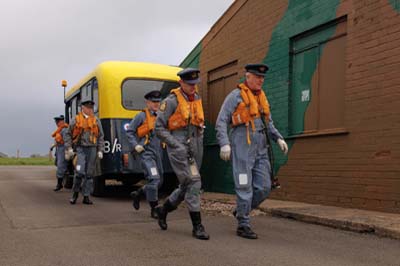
left=289, top=20, right=340, bottom=136
left=290, top=46, right=319, bottom=135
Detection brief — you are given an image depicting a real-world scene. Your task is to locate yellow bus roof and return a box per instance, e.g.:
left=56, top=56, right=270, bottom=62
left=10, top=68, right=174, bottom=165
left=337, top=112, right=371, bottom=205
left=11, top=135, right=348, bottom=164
left=65, top=61, right=182, bottom=119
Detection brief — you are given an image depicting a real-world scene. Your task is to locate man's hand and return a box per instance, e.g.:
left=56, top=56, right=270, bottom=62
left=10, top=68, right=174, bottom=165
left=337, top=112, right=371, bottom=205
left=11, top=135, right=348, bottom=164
left=65, top=148, right=74, bottom=160
left=219, top=144, right=231, bottom=161
left=97, top=151, right=103, bottom=159
left=135, top=145, right=145, bottom=153
left=277, top=139, right=288, bottom=155
left=49, top=144, right=56, bottom=152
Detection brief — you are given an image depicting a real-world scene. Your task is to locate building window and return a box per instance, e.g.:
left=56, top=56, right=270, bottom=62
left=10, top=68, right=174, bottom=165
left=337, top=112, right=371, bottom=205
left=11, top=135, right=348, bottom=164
left=207, top=61, right=238, bottom=124
left=289, top=17, right=347, bottom=136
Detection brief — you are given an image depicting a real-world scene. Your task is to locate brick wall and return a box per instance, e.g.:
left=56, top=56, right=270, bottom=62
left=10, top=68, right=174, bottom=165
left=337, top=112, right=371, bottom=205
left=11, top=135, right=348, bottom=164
left=279, top=0, right=400, bottom=213
left=183, top=0, right=400, bottom=213
left=198, top=0, right=287, bottom=119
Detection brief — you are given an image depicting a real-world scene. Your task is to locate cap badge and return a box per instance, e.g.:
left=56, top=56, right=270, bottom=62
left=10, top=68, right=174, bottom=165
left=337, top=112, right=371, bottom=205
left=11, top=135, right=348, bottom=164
left=159, top=101, right=167, bottom=112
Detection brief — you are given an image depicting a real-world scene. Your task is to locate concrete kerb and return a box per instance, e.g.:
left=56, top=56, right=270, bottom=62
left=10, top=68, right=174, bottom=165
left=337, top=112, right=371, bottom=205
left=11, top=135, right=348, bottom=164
left=202, top=192, right=400, bottom=240
left=263, top=207, right=375, bottom=233
left=261, top=206, right=400, bottom=240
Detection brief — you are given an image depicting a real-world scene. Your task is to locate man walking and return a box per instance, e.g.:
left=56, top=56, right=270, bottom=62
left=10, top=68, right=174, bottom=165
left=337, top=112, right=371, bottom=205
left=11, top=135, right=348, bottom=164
left=215, top=63, right=288, bottom=239
left=51, top=115, right=69, bottom=191
left=64, top=100, right=104, bottom=205
left=127, top=90, right=164, bottom=218
left=154, top=68, right=209, bottom=240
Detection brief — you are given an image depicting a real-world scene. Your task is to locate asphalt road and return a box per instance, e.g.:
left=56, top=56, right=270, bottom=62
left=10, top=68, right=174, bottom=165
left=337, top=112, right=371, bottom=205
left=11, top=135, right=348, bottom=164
left=0, top=166, right=399, bottom=266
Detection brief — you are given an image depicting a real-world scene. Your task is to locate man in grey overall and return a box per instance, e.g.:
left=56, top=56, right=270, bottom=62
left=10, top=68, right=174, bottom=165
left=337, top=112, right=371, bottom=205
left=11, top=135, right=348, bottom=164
left=216, top=63, right=288, bottom=239
left=51, top=115, right=69, bottom=191
left=154, top=68, right=209, bottom=240
left=127, top=90, right=163, bottom=218
left=64, top=100, right=105, bottom=205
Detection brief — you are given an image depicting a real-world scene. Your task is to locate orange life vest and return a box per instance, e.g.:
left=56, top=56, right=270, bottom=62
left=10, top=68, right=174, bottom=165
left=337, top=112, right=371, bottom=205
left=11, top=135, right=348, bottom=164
left=51, top=122, right=69, bottom=145
left=72, top=112, right=99, bottom=144
left=231, top=83, right=271, bottom=144
left=137, top=108, right=156, bottom=145
left=168, top=88, right=204, bottom=131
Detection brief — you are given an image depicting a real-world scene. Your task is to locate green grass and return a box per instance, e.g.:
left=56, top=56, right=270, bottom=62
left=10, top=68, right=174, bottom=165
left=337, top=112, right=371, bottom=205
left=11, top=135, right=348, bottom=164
left=0, top=157, right=55, bottom=166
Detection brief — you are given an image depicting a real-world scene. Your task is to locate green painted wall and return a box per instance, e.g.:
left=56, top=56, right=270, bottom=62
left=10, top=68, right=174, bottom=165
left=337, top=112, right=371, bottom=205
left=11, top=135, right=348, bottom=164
left=179, top=40, right=236, bottom=193
left=180, top=42, right=202, bottom=68
left=180, top=0, right=343, bottom=194
left=388, top=0, right=400, bottom=12
left=262, top=0, right=341, bottom=176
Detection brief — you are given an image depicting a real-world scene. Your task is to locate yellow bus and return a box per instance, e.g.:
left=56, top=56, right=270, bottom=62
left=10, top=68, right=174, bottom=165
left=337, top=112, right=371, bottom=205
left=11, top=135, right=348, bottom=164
left=64, top=61, right=181, bottom=195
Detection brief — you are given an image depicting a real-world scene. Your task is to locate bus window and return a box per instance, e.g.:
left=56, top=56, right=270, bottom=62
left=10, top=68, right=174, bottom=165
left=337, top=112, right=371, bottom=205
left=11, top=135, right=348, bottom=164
left=77, top=97, right=81, bottom=113
left=67, top=104, right=72, bottom=122
left=93, top=79, right=99, bottom=114
left=71, top=98, right=77, bottom=118
left=81, top=81, right=92, bottom=102
left=121, top=79, right=179, bottom=110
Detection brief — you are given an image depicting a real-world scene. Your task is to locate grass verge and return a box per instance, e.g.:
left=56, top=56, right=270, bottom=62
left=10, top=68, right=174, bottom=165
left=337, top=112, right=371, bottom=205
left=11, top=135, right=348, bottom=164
left=0, top=157, right=54, bottom=166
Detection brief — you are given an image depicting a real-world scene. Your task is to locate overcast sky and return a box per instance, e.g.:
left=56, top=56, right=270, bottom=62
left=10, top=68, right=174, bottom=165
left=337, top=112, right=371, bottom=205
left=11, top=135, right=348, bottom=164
left=0, top=0, right=234, bottom=157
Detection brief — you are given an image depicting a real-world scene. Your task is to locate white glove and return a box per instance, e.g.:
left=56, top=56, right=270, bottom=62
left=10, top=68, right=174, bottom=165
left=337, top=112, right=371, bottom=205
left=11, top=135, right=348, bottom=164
left=97, top=151, right=103, bottom=159
left=219, top=144, right=231, bottom=161
left=50, top=143, right=56, bottom=152
left=135, top=145, right=145, bottom=153
left=277, top=139, right=288, bottom=155
left=65, top=148, right=74, bottom=161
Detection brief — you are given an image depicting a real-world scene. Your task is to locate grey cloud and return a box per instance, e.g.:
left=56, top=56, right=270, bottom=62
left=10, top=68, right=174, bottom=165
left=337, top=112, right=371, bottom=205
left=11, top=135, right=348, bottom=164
left=0, top=0, right=234, bottom=156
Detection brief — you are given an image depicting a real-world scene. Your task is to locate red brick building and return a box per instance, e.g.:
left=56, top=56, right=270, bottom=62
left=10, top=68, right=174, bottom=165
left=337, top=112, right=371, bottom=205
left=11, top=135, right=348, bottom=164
left=181, top=0, right=400, bottom=213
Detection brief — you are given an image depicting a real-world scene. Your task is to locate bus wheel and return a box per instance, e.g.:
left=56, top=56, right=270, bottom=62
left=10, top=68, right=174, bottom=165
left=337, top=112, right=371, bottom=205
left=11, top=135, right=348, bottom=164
left=92, top=175, right=105, bottom=197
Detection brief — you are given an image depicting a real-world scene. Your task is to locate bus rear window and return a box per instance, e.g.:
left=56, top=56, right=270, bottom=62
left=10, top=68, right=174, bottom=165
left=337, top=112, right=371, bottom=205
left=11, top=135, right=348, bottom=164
left=122, top=79, right=179, bottom=110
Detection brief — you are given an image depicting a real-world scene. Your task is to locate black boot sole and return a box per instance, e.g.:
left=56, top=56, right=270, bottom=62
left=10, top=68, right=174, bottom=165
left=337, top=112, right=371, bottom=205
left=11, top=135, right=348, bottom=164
left=193, top=233, right=210, bottom=240
left=236, top=231, right=258, bottom=239
left=82, top=198, right=93, bottom=205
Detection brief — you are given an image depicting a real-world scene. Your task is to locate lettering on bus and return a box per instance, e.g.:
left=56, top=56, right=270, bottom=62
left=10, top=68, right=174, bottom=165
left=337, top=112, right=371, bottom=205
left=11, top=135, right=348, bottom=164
left=104, top=139, right=122, bottom=153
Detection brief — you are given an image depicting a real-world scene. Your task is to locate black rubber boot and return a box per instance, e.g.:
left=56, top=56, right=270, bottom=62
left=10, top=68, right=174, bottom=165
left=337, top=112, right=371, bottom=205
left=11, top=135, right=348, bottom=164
left=149, top=201, right=158, bottom=219
left=130, top=188, right=143, bottom=210
left=237, top=226, right=258, bottom=239
left=232, top=209, right=237, bottom=217
left=54, top=178, right=63, bottom=192
left=155, top=200, right=176, bottom=230
left=189, top=212, right=210, bottom=240
left=82, top=196, right=93, bottom=205
left=69, top=192, right=79, bottom=204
